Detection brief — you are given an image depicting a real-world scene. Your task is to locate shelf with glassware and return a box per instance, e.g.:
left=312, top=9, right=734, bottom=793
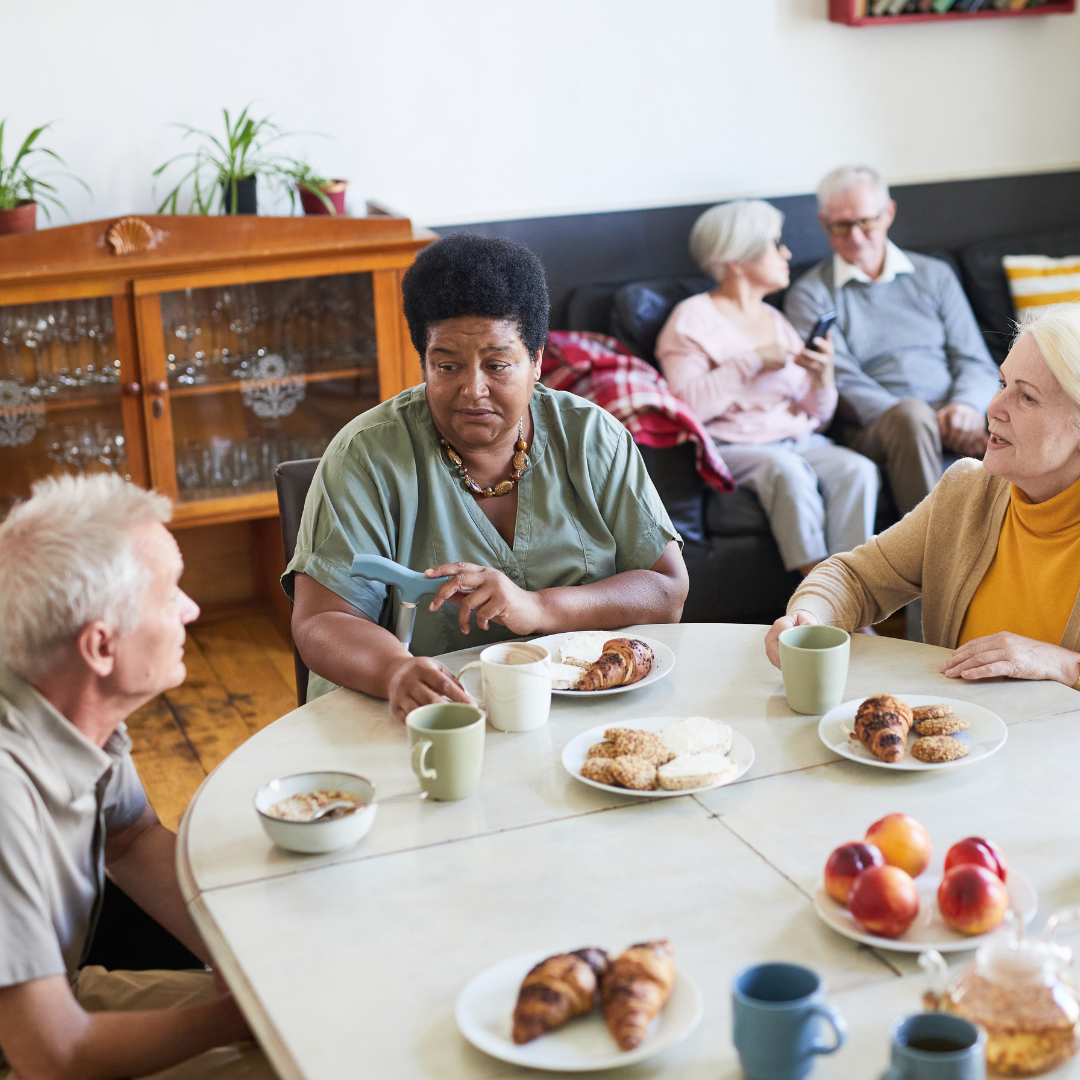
left=829, top=0, right=1074, bottom=23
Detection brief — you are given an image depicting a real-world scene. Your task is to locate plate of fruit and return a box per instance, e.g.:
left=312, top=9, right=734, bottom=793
left=818, top=694, right=1007, bottom=770
left=816, top=814, right=1036, bottom=953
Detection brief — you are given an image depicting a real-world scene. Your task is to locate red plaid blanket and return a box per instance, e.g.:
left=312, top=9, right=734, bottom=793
left=542, top=331, right=734, bottom=493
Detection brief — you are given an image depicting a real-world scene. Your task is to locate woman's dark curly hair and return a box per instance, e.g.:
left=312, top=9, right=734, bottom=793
left=401, top=233, right=550, bottom=361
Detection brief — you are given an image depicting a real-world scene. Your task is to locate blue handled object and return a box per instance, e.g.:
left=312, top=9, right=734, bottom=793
left=350, top=554, right=453, bottom=649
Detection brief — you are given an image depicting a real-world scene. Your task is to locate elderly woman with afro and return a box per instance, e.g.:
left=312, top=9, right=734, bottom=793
left=285, top=234, right=688, bottom=720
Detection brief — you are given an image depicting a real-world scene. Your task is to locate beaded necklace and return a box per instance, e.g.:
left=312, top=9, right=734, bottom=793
left=440, top=420, right=528, bottom=498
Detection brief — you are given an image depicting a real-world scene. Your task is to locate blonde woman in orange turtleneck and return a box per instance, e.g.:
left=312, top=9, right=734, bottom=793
left=765, top=302, right=1080, bottom=688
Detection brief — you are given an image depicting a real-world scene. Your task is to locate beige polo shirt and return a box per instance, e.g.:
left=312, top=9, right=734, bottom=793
left=0, top=665, right=147, bottom=992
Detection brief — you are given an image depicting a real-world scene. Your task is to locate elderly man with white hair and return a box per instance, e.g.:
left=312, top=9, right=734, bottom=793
left=784, top=164, right=1000, bottom=516
left=0, top=476, right=270, bottom=1079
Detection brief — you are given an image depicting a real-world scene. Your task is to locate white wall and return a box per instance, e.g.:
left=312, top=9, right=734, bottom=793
left=3, top=0, right=1080, bottom=229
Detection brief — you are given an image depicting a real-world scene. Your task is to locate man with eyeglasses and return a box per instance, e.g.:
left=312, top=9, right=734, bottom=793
left=784, top=164, right=999, bottom=518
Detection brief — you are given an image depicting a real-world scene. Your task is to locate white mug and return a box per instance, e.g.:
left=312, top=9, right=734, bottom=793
left=459, top=642, right=552, bottom=732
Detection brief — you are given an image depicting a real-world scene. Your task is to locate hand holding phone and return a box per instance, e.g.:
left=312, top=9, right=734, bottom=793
left=804, top=311, right=838, bottom=349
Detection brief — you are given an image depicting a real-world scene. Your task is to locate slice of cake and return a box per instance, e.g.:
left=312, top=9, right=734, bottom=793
left=657, top=752, right=738, bottom=791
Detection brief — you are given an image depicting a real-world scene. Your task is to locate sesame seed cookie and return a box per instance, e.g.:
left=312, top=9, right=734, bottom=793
left=605, top=728, right=673, bottom=765
left=586, top=740, right=618, bottom=760
left=580, top=758, right=616, bottom=784
left=914, top=716, right=970, bottom=737
left=912, top=704, right=955, bottom=722
left=910, top=736, right=969, bottom=763
left=611, top=754, right=659, bottom=790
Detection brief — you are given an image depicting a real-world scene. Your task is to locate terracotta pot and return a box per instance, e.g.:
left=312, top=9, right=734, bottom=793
left=0, top=201, right=38, bottom=236
left=298, top=180, right=347, bottom=216
left=220, top=175, right=257, bottom=215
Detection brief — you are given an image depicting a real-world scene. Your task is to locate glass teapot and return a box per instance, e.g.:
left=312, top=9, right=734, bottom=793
left=920, top=907, right=1080, bottom=1076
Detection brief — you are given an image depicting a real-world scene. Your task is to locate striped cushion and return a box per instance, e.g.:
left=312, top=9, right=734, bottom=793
left=1003, top=253, right=1080, bottom=318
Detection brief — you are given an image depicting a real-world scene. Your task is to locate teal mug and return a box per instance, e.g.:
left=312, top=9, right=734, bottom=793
left=880, top=1013, right=986, bottom=1080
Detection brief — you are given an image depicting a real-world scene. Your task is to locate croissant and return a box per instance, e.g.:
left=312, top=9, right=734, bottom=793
left=600, top=940, right=676, bottom=1050
left=854, top=694, right=914, bottom=763
left=575, top=638, right=654, bottom=692
left=512, top=948, right=610, bottom=1044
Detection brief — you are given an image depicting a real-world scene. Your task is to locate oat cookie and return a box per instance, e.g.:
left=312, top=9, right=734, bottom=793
left=910, top=736, right=969, bottom=763
left=914, top=716, right=970, bottom=737
left=605, top=728, right=673, bottom=765
left=912, top=704, right=955, bottom=722
left=580, top=758, right=616, bottom=785
left=586, top=740, right=618, bottom=760
left=610, top=755, right=658, bottom=790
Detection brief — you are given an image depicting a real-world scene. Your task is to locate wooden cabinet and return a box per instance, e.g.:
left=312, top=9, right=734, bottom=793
left=0, top=212, right=432, bottom=621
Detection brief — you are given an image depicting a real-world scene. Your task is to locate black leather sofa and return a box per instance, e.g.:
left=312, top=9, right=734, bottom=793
left=562, top=224, right=1080, bottom=623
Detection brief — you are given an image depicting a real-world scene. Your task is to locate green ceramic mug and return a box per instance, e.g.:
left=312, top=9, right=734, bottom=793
left=779, top=625, right=850, bottom=715
left=406, top=703, right=485, bottom=801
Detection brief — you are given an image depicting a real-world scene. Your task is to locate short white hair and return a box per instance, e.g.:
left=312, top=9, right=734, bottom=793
left=1016, top=302, right=1080, bottom=414
left=689, top=199, right=785, bottom=283
left=0, top=475, right=172, bottom=680
left=816, top=165, right=890, bottom=214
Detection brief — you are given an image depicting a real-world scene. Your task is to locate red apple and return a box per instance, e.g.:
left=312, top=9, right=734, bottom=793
left=937, top=864, right=1010, bottom=935
left=824, top=842, right=886, bottom=906
left=944, top=837, right=1008, bottom=883
left=865, top=814, right=932, bottom=878
left=848, top=864, right=920, bottom=938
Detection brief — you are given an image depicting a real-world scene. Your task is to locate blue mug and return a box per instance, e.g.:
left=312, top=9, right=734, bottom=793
left=880, top=1013, right=986, bottom=1080
left=732, top=962, right=847, bottom=1080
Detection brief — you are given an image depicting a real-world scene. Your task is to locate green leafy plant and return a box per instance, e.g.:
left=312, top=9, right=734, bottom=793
left=285, top=160, right=338, bottom=214
left=0, top=119, right=89, bottom=220
left=153, top=105, right=331, bottom=215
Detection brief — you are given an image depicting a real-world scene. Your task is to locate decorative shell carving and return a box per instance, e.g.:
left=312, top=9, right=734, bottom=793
left=106, top=216, right=155, bottom=256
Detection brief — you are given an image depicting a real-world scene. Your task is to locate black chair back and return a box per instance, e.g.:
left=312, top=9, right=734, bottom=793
left=274, top=458, right=321, bottom=708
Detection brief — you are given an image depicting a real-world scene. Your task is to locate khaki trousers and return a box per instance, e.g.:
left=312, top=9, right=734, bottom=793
left=843, top=397, right=942, bottom=516
left=1, top=968, right=276, bottom=1080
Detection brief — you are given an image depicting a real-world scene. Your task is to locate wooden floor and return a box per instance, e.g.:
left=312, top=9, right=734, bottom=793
left=127, top=605, right=297, bottom=831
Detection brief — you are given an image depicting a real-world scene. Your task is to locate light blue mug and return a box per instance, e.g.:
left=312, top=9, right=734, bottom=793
left=732, top=962, right=846, bottom=1080
left=880, top=1013, right=986, bottom=1080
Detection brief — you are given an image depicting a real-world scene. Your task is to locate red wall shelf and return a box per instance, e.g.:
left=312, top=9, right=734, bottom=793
left=830, top=0, right=1075, bottom=25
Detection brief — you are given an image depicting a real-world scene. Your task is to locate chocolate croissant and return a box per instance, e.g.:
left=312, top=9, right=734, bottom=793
left=575, top=638, right=654, bottom=692
left=600, top=940, right=676, bottom=1050
left=854, top=694, right=914, bottom=763
left=512, top=948, right=610, bottom=1044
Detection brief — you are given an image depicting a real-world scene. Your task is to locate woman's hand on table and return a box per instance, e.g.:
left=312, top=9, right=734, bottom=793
left=764, top=609, right=819, bottom=669
left=941, top=632, right=1080, bottom=685
left=426, top=562, right=545, bottom=636
left=386, top=655, right=475, bottom=723
left=794, top=331, right=835, bottom=390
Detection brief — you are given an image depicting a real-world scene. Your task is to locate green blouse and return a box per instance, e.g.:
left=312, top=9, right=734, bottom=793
left=283, top=382, right=680, bottom=700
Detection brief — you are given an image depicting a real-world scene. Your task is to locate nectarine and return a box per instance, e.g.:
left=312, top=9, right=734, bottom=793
left=865, top=813, right=932, bottom=878
left=824, top=842, right=886, bottom=906
left=848, top=864, right=920, bottom=938
left=944, top=837, right=1007, bottom=883
left=937, top=864, right=1010, bottom=935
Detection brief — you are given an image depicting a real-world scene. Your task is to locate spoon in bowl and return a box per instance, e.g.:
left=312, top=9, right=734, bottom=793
left=307, top=789, right=428, bottom=822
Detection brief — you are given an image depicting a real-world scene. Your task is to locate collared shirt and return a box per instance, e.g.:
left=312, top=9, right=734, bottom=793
left=0, top=665, right=147, bottom=991
left=283, top=382, right=680, bottom=700
left=832, top=240, right=916, bottom=288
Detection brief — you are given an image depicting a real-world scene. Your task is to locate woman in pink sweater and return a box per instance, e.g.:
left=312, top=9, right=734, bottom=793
left=656, top=200, right=879, bottom=575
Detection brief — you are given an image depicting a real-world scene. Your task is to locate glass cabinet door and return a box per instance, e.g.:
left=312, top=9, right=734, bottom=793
left=0, top=298, right=128, bottom=518
left=160, top=272, right=380, bottom=504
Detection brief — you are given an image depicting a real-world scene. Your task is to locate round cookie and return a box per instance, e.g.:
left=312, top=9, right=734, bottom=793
left=912, top=704, right=955, bottom=722
left=586, top=740, right=618, bottom=760
left=910, top=736, right=969, bottom=763
left=606, top=728, right=672, bottom=765
left=611, top=754, right=658, bottom=790
left=580, top=758, right=616, bottom=784
left=914, top=716, right=970, bottom=737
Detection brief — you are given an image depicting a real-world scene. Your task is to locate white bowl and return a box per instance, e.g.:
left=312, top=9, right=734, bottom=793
left=254, top=771, right=378, bottom=854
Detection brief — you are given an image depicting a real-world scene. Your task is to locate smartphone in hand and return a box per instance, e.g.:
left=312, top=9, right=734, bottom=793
left=804, top=311, right=838, bottom=349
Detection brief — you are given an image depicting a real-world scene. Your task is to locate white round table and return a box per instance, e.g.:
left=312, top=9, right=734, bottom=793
left=178, top=624, right=1080, bottom=1080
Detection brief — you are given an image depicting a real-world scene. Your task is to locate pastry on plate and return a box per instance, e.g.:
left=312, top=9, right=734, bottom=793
left=586, top=740, right=618, bottom=760
left=611, top=755, right=658, bottom=791
left=910, top=735, right=969, bottom=763
left=854, top=694, right=914, bottom=763
left=576, top=639, right=654, bottom=692
left=600, top=940, right=676, bottom=1050
left=560, top=632, right=615, bottom=670
left=912, top=703, right=955, bottom=722
left=580, top=758, right=616, bottom=784
left=914, top=716, right=969, bottom=737
left=512, top=948, right=610, bottom=1044
left=661, top=716, right=732, bottom=758
left=657, top=751, right=738, bottom=791
left=551, top=662, right=586, bottom=690
left=605, top=728, right=672, bottom=765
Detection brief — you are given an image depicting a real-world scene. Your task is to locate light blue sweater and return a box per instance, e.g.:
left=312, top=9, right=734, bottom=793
left=784, top=252, right=1000, bottom=427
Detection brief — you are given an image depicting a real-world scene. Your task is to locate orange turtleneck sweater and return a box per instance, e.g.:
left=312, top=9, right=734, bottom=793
left=959, top=474, right=1080, bottom=647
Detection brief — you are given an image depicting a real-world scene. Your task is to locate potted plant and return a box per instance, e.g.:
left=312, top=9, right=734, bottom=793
left=289, top=162, right=348, bottom=216
left=0, top=120, right=89, bottom=236
left=154, top=105, right=338, bottom=217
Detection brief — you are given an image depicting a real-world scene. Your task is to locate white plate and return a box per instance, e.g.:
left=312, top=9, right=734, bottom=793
left=818, top=694, right=1007, bottom=771
left=562, top=717, right=754, bottom=797
left=455, top=948, right=703, bottom=1071
left=814, top=867, right=1036, bottom=953
left=529, top=632, right=675, bottom=696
